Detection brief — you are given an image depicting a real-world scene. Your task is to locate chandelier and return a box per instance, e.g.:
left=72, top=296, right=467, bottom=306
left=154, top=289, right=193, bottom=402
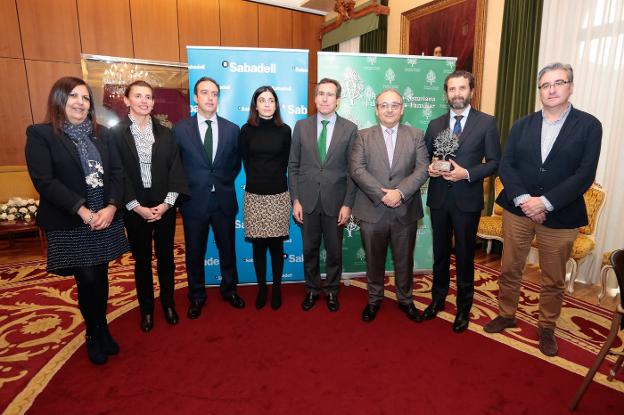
left=102, top=62, right=150, bottom=100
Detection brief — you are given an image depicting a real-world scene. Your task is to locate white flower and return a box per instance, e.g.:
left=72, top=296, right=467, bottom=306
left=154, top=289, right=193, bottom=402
left=0, top=213, right=6, bottom=220
left=0, top=204, right=6, bottom=210
left=7, top=214, right=15, bottom=221
left=24, top=214, right=31, bottom=220
left=19, top=207, right=28, bottom=213
left=28, top=205, right=37, bottom=212
left=27, top=198, right=35, bottom=204
left=9, top=207, right=17, bottom=213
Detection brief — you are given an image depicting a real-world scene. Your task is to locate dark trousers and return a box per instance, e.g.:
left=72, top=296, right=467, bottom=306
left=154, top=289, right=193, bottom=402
left=183, top=211, right=238, bottom=303
left=74, top=263, right=109, bottom=334
left=359, top=210, right=417, bottom=305
left=302, top=200, right=344, bottom=295
left=430, top=194, right=481, bottom=314
left=124, top=208, right=176, bottom=315
left=251, top=237, right=284, bottom=286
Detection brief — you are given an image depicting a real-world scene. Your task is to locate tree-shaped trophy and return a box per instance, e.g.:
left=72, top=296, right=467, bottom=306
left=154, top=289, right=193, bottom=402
left=432, top=128, right=460, bottom=172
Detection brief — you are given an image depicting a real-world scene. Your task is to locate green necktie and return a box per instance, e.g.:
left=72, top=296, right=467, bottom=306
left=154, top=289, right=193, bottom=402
left=204, top=119, right=213, bottom=168
left=318, top=120, right=329, bottom=164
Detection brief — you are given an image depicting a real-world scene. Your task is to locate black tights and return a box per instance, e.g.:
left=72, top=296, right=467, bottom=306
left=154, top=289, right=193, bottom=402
left=74, top=263, right=109, bottom=335
left=251, top=237, right=284, bottom=286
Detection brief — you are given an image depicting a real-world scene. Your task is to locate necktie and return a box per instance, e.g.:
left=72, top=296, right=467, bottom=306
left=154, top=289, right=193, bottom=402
left=453, top=115, right=464, bottom=136
left=385, top=128, right=394, bottom=166
left=318, top=120, right=329, bottom=164
left=204, top=119, right=213, bottom=167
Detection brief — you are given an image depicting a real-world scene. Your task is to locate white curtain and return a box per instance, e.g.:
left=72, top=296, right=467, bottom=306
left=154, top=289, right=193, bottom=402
left=339, top=36, right=360, bottom=53
left=539, top=0, right=624, bottom=283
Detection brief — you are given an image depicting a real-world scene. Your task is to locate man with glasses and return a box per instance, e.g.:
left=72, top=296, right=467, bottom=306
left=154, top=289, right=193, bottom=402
left=288, top=78, right=358, bottom=312
left=351, top=88, right=429, bottom=322
left=483, top=63, right=602, bottom=356
left=423, top=70, right=501, bottom=333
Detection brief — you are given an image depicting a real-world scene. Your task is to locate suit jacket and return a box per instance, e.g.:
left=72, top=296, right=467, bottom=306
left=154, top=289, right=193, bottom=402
left=172, top=114, right=241, bottom=218
left=288, top=114, right=358, bottom=216
left=497, top=106, right=602, bottom=229
left=425, top=109, right=501, bottom=212
left=112, top=116, right=190, bottom=208
left=25, top=123, right=123, bottom=230
left=351, top=124, right=429, bottom=224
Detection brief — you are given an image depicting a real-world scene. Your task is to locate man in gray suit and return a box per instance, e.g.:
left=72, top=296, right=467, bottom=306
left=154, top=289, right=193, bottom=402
left=289, top=78, right=358, bottom=312
left=351, top=88, right=429, bottom=322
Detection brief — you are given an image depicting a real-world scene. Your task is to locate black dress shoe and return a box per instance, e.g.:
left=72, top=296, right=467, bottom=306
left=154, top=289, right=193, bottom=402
left=223, top=293, right=245, bottom=309
left=97, top=325, right=119, bottom=355
left=85, top=335, right=108, bottom=365
left=361, top=303, right=380, bottom=322
left=452, top=312, right=470, bottom=333
left=140, top=313, right=154, bottom=332
left=398, top=302, right=423, bottom=322
left=164, top=307, right=179, bottom=325
left=326, top=293, right=339, bottom=312
left=422, top=301, right=445, bottom=320
left=301, top=292, right=319, bottom=311
left=187, top=301, right=204, bottom=319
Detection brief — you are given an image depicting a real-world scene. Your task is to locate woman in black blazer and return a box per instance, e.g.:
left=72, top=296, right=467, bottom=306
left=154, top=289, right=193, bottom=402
left=112, top=80, right=189, bottom=333
left=25, top=76, right=129, bottom=365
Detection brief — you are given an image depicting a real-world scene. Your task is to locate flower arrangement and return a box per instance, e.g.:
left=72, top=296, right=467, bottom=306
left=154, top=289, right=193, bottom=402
left=0, top=197, right=39, bottom=222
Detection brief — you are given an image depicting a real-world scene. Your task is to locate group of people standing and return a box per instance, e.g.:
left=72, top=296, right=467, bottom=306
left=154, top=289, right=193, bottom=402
left=25, top=61, right=601, bottom=365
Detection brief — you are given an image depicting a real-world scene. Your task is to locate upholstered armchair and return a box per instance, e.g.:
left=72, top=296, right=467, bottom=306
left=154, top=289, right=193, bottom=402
left=476, top=176, right=504, bottom=254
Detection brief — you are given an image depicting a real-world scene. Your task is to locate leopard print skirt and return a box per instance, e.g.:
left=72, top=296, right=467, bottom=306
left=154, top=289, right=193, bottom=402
left=243, top=191, right=291, bottom=238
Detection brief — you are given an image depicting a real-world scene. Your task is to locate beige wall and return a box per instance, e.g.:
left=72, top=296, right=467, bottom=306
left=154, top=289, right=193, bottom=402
left=387, top=0, right=504, bottom=114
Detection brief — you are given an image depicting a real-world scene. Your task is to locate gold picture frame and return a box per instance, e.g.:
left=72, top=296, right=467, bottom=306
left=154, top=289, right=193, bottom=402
left=400, top=0, right=488, bottom=108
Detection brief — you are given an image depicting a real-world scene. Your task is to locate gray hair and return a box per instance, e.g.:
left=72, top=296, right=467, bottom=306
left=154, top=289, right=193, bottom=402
left=375, top=88, right=403, bottom=105
left=537, top=63, right=574, bottom=84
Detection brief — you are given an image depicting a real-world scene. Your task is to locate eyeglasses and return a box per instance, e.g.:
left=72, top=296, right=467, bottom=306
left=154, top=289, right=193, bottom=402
left=538, top=80, right=572, bottom=90
left=376, top=102, right=402, bottom=110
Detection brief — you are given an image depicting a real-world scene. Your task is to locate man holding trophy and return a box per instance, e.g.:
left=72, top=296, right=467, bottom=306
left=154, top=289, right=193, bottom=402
left=423, top=70, right=501, bottom=332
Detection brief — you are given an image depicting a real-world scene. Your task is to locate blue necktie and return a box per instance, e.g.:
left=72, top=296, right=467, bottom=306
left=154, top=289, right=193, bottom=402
left=453, top=115, right=463, bottom=136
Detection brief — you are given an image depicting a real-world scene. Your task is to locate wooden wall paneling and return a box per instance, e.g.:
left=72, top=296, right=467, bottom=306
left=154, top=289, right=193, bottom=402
left=130, top=0, right=179, bottom=62
left=0, top=58, right=33, bottom=165
left=219, top=0, right=258, bottom=47
left=17, top=0, right=81, bottom=63
left=77, top=0, right=134, bottom=58
left=292, top=11, right=323, bottom=93
left=177, top=0, right=221, bottom=63
left=0, top=0, right=23, bottom=58
left=258, top=4, right=292, bottom=48
left=25, top=60, right=82, bottom=124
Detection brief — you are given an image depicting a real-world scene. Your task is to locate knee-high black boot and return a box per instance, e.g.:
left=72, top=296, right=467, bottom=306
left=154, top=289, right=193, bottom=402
left=269, top=238, right=284, bottom=310
left=252, top=239, right=268, bottom=309
left=74, top=265, right=108, bottom=364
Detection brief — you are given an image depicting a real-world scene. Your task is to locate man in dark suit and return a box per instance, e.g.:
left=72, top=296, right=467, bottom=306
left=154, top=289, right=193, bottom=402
left=422, top=70, right=501, bottom=333
left=288, top=78, right=358, bottom=312
left=172, top=76, right=245, bottom=319
left=351, top=88, right=429, bottom=323
left=483, top=63, right=602, bottom=357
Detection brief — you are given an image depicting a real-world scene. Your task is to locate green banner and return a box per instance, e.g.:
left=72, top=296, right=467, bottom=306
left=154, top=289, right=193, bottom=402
left=317, top=52, right=456, bottom=273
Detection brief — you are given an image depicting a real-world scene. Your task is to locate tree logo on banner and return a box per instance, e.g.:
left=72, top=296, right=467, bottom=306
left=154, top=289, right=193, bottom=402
left=364, top=85, right=376, bottom=107
left=446, top=60, right=455, bottom=70
left=345, top=216, right=360, bottom=237
left=407, top=57, right=418, bottom=67
left=403, top=86, right=414, bottom=102
left=366, top=56, right=377, bottom=66
left=343, top=67, right=364, bottom=105
left=426, top=70, right=437, bottom=86
left=385, top=68, right=396, bottom=84
left=422, top=105, right=433, bottom=120
left=357, top=247, right=366, bottom=262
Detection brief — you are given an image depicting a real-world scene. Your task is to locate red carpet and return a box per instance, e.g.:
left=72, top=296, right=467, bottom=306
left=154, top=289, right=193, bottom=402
left=24, top=284, right=624, bottom=415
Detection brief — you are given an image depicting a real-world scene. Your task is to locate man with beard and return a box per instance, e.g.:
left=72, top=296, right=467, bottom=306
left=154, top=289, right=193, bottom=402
left=422, top=70, right=501, bottom=332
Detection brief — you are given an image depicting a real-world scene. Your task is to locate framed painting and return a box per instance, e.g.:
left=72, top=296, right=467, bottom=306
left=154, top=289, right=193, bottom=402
left=400, top=0, right=487, bottom=108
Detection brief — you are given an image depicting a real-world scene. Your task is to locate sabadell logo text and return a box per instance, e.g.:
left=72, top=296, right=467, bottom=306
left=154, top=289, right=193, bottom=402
left=222, top=61, right=277, bottom=74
